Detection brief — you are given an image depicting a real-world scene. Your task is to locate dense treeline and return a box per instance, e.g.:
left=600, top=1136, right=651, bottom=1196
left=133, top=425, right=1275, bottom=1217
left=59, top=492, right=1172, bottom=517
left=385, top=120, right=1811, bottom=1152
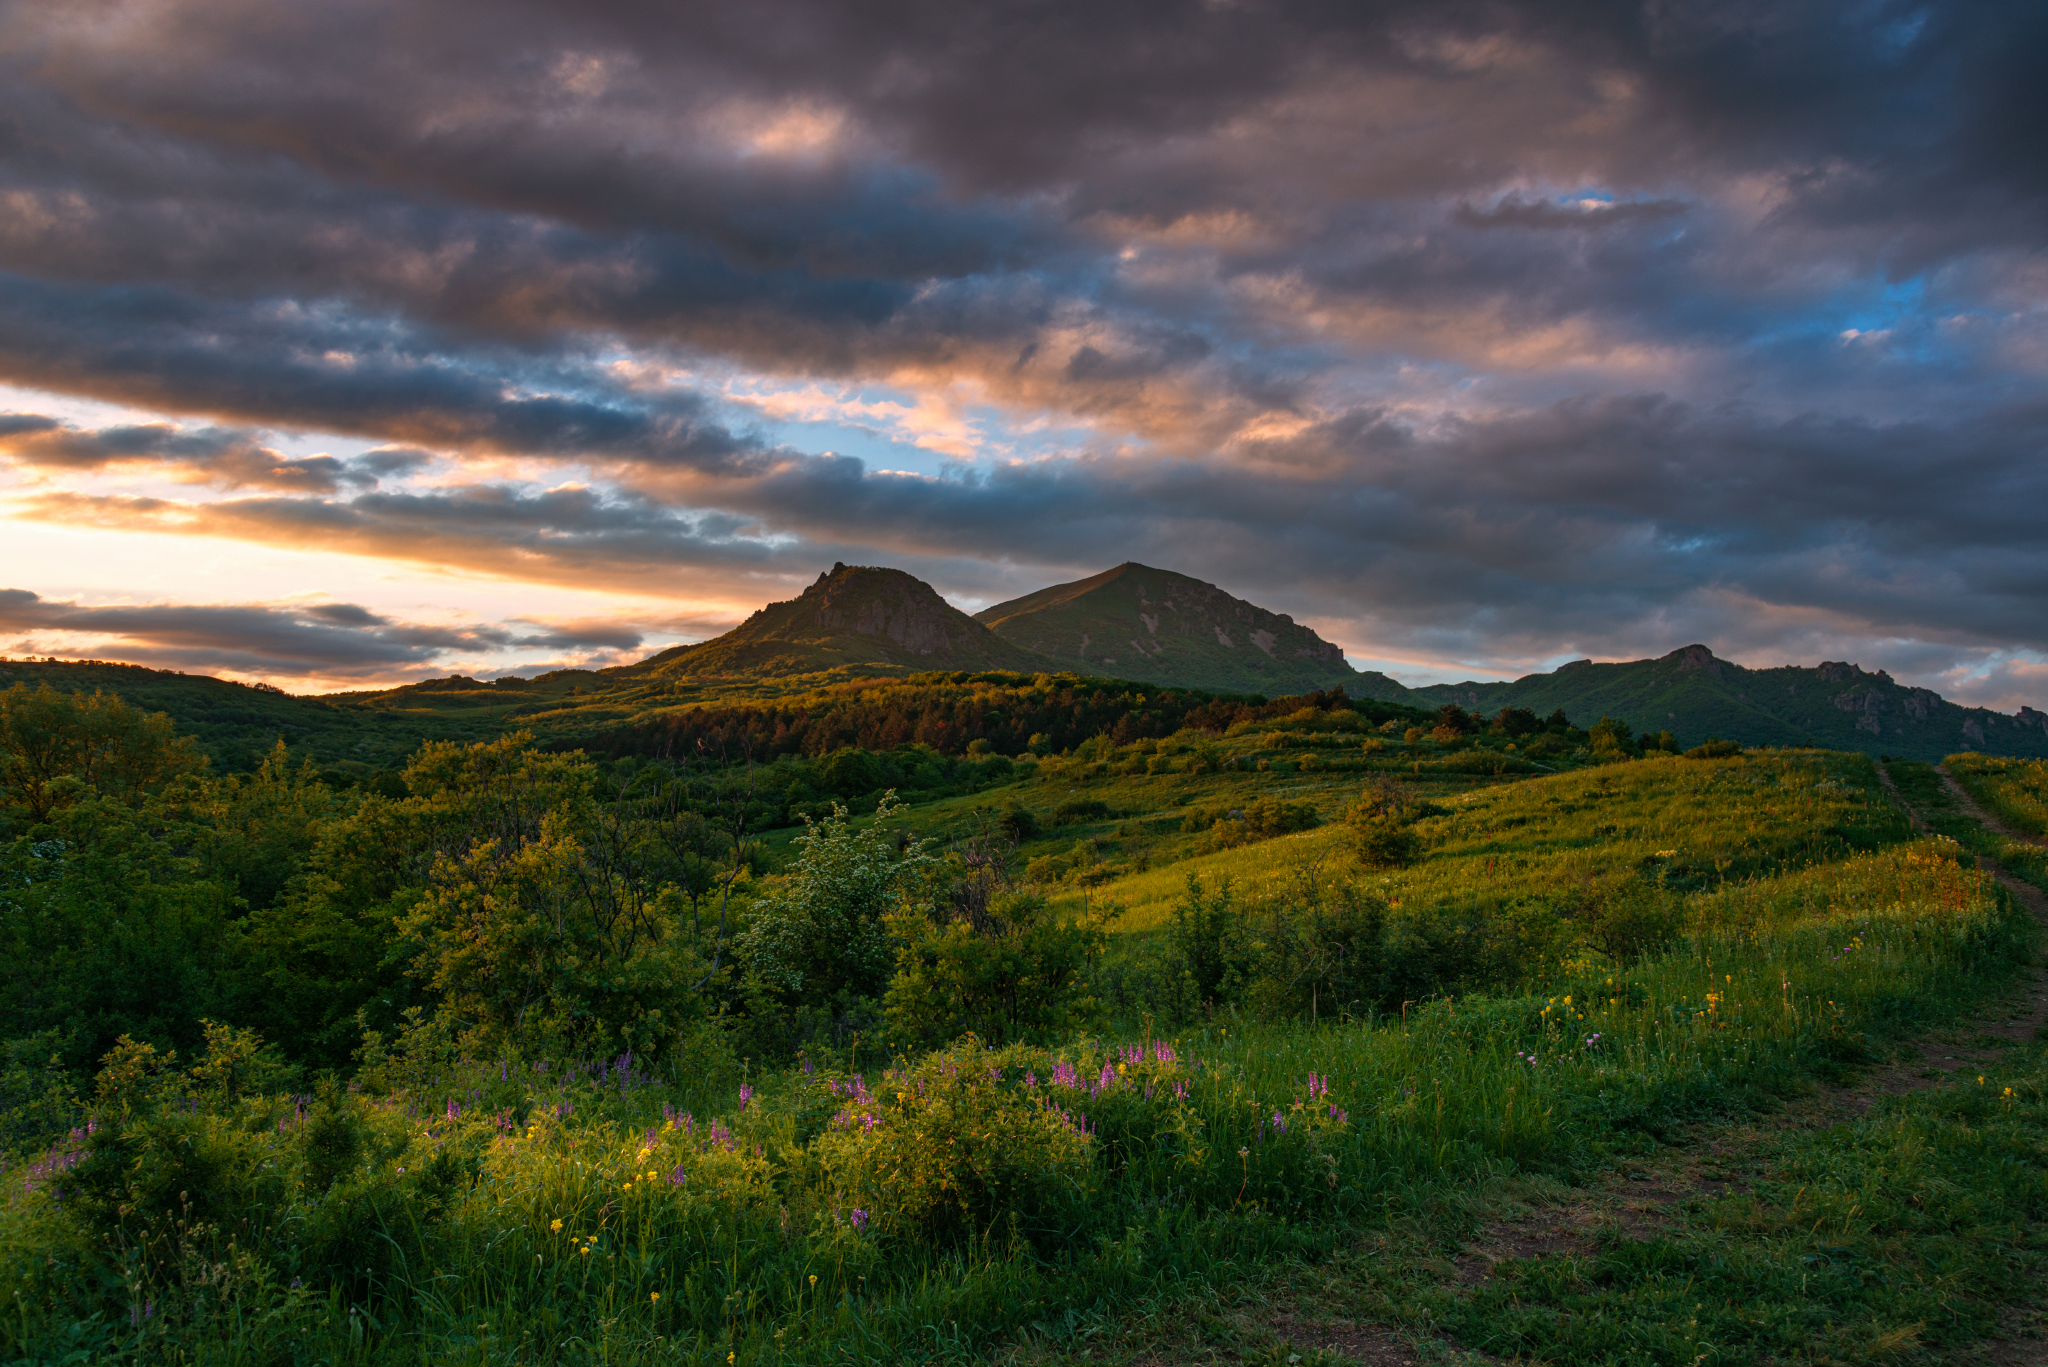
left=626, top=671, right=1428, bottom=762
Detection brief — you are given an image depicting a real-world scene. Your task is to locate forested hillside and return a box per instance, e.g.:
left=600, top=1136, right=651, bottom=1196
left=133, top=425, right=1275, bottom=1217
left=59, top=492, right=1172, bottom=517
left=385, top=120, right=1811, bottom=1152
left=1406, top=644, right=2048, bottom=761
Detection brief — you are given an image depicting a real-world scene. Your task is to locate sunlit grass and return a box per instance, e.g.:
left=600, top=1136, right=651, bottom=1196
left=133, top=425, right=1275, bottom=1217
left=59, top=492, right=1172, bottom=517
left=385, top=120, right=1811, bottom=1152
left=5, top=746, right=2024, bottom=1365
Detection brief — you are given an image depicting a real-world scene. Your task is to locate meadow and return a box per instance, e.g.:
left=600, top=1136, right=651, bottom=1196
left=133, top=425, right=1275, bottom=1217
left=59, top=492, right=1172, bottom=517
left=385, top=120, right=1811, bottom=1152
left=6, top=727, right=2044, bottom=1365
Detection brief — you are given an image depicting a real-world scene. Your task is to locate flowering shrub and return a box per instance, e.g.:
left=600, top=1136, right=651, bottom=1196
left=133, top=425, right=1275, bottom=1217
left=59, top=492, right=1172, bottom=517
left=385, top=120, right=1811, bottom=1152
left=811, top=1038, right=1092, bottom=1243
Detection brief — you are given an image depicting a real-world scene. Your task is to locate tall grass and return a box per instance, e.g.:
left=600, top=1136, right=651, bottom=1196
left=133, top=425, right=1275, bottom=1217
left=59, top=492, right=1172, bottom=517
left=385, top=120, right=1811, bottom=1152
left=0, top=756, right=2027, bottom=1365
left=1945, top=752, right=2048, bottom=839
left=1084, top=751, right=1905, bottom=933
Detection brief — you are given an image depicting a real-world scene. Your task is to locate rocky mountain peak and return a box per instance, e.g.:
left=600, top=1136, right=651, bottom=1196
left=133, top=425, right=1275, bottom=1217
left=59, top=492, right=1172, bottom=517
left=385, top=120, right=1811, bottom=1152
left=1666, top=643, right=1725, bottom=675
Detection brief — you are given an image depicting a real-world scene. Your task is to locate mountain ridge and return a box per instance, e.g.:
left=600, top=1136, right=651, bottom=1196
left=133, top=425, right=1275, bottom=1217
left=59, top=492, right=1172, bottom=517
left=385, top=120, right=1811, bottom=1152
left=974, top=562, right=1379, bottom=697
left=1397, top=643, right=2048, bottom=762
left=627, top=563, right=1043, bottom=679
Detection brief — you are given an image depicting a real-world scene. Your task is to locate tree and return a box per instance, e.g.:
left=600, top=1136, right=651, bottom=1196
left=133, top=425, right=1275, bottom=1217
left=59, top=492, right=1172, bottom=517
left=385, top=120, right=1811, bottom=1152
left=1493, top=706, right=1541, bottom=737
left=0, top=684, right=204, bottom=826
left=1589, top=716, right=1638, bottom=758
left=1431, top=704, right=1478, bottom=742
left=735, top=793, right=938, bottom=1002
left=390, top=734, right=725, bottom=1058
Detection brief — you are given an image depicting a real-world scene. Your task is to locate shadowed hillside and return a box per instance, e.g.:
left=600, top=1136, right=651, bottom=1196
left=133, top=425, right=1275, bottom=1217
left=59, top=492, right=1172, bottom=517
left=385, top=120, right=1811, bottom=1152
left=1405, top=643, right=2048, bottom=762
left=975, top=562, right=1391, bottom=698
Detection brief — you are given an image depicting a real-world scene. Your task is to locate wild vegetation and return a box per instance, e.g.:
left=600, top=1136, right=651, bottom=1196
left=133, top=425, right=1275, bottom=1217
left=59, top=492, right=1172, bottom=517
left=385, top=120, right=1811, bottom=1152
left=1, top=676, right=2045, bottom=1364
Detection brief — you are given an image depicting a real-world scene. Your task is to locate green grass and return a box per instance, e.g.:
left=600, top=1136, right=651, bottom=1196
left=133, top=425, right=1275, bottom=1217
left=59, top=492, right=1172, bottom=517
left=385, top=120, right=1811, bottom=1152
left=8, top=750, right=2037, bottom=1364
left=1068, top=750, right=1904, bottom=933
left=1887, top=758, right=2048, bottom=893
left=1945, top=753, right=2048, bottom=839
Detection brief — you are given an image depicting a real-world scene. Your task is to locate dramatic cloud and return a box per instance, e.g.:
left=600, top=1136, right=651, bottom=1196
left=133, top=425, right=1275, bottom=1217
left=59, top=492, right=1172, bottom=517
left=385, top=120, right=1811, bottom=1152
left=0, top=0, right=2041, bottom=699
left=0, top=589, right=648, bottom=682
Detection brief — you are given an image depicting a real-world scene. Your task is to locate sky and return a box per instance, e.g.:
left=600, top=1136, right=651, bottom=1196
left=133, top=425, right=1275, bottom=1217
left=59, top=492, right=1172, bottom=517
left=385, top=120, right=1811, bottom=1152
left=0, top=0, right=2043, bottom=705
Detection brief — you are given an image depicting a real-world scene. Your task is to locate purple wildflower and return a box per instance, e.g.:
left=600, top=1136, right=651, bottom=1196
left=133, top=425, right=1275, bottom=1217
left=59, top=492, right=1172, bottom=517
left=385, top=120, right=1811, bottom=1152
left=850, top=1208, right=869, bottom=1232
left=737, top=1084, right=754, bottom=1111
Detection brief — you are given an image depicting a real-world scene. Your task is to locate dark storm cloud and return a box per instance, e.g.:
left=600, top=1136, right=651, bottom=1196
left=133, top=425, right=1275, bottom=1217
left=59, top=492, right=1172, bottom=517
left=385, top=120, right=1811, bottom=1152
left=0, top=412, right=418, bottom=491
left=0, top=0, right=2043, bottom=698
left=0, top=589, right=647, bottom=678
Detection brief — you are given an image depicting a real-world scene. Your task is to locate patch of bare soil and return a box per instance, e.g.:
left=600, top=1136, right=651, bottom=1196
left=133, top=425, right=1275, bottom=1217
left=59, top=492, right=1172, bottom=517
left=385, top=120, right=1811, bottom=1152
left=1265, top=1316, right=1458, bottom=1366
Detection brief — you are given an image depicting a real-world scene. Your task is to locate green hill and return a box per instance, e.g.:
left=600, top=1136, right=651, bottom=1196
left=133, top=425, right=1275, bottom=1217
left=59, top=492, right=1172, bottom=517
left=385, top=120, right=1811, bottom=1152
left=974, top=562, right=1390, bottom=697
left=627, top=564, right=1043, bottom=681
left=1403, top=643, right=2048, bottom=761
left=0, top=657, right=498, bottom=771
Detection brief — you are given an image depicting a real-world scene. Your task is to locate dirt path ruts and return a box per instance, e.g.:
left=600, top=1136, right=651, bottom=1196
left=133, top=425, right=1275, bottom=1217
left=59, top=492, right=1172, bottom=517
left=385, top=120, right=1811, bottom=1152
left=1939, top=763, right=2048, bottom=851
left=1434, top=763, right=2048, bottom=1365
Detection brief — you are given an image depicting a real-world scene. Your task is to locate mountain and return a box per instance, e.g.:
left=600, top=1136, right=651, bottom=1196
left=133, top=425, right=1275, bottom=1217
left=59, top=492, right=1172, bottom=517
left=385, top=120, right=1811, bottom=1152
left=973, top=562, right=1387, bottom=698
left=628, top=563, right=1043, bottom=680
left=1402, top=644, right=2048, bottom=762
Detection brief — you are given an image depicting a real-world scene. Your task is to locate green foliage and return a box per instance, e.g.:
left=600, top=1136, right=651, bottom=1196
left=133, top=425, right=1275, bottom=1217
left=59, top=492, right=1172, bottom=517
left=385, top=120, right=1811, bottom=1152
left=812, top=1038, right=1097, bottom=1244
left=0, top=682, right=204, bottom=827
left=1183, top=795, right=1321, bottom=854
left=1580, top=876, right=1686, bottom=965
left=737, top=794, right=939, bottom=1002
left=1946, top=752, right=2048, bottom=836
left=1053, top=797, right=1112, bottom=824
left=1589, top=714, right=1637, bottom=759
left=1347, top=779, right=1425, bottom=869
left=0, top=1031, right=79, bottom=1155
left=885, top=891, right=1105, bottom=1047
left=1685, top=736, right=1743, bottom=758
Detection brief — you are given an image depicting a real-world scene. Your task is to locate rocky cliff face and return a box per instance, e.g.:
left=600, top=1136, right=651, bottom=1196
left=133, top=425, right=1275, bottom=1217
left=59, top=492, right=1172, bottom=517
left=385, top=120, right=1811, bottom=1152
left=797, top=563, right=991, bottom=656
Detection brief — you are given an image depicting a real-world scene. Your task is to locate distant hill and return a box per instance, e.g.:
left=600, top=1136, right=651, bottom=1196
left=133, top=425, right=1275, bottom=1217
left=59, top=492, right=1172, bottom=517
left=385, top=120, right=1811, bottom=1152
left=0, top=657, right=498, bottom=771
left=1402, top=644, right=2048, bottom=762
left=626, top=564, right=1044, bottom=680
left=974, top=562, right=1390, bottom=698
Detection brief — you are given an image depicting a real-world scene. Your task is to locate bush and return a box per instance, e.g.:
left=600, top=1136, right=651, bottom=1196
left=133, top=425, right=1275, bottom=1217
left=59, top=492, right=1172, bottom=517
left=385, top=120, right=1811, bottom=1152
left=1348, top=780, right=1423, bottom=868
left=996, top=797, right=1039, bottom=842
left=1685, top=737, right=1743, bottom=759
left=1582, top=877, right=1686, bottom=965
left=1166, top=875, right=1253, bottom=1010
left=883, top=891, right=1105, bottom=1047
left=1354, top=815, right=1421, bottom=868
left=811, top=1038, right=1092, bottom=1244
left=1052, top=798, right=1111, bottom=825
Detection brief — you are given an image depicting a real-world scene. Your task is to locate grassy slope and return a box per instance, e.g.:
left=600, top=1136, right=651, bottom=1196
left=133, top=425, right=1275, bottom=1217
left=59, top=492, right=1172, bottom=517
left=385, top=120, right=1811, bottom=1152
left=14, top=746, right=2047, bottom=1364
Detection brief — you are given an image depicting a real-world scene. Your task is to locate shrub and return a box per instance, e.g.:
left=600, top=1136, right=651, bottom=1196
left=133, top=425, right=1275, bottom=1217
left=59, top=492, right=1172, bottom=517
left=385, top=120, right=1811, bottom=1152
left=1052, top=798, right=1111, bottom=825
left=811, top=1038, right=1093, bottom=1244
left=1589, top=716, right=1638, bottom=758
left=1166, top=875, right=1253, bottom=1009
left=1354, top=816, right=1421, bottom=868
left=1348, top=779, right=1423, bottom=868
left=996, top=797, right=1039, bottom=842
left=883, top=891, right=1105, bottom=1047
left=1582, top=877, right=1686, bottom=966
left=1685, top=737, right=1743, bottom=759
left=736, top=795, right=941, bottom=1003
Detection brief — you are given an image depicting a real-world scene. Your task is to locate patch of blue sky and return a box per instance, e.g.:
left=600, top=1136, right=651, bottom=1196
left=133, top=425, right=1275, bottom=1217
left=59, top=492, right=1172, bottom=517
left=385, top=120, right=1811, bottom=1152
left=717, top=375, right=1097, bottom=477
